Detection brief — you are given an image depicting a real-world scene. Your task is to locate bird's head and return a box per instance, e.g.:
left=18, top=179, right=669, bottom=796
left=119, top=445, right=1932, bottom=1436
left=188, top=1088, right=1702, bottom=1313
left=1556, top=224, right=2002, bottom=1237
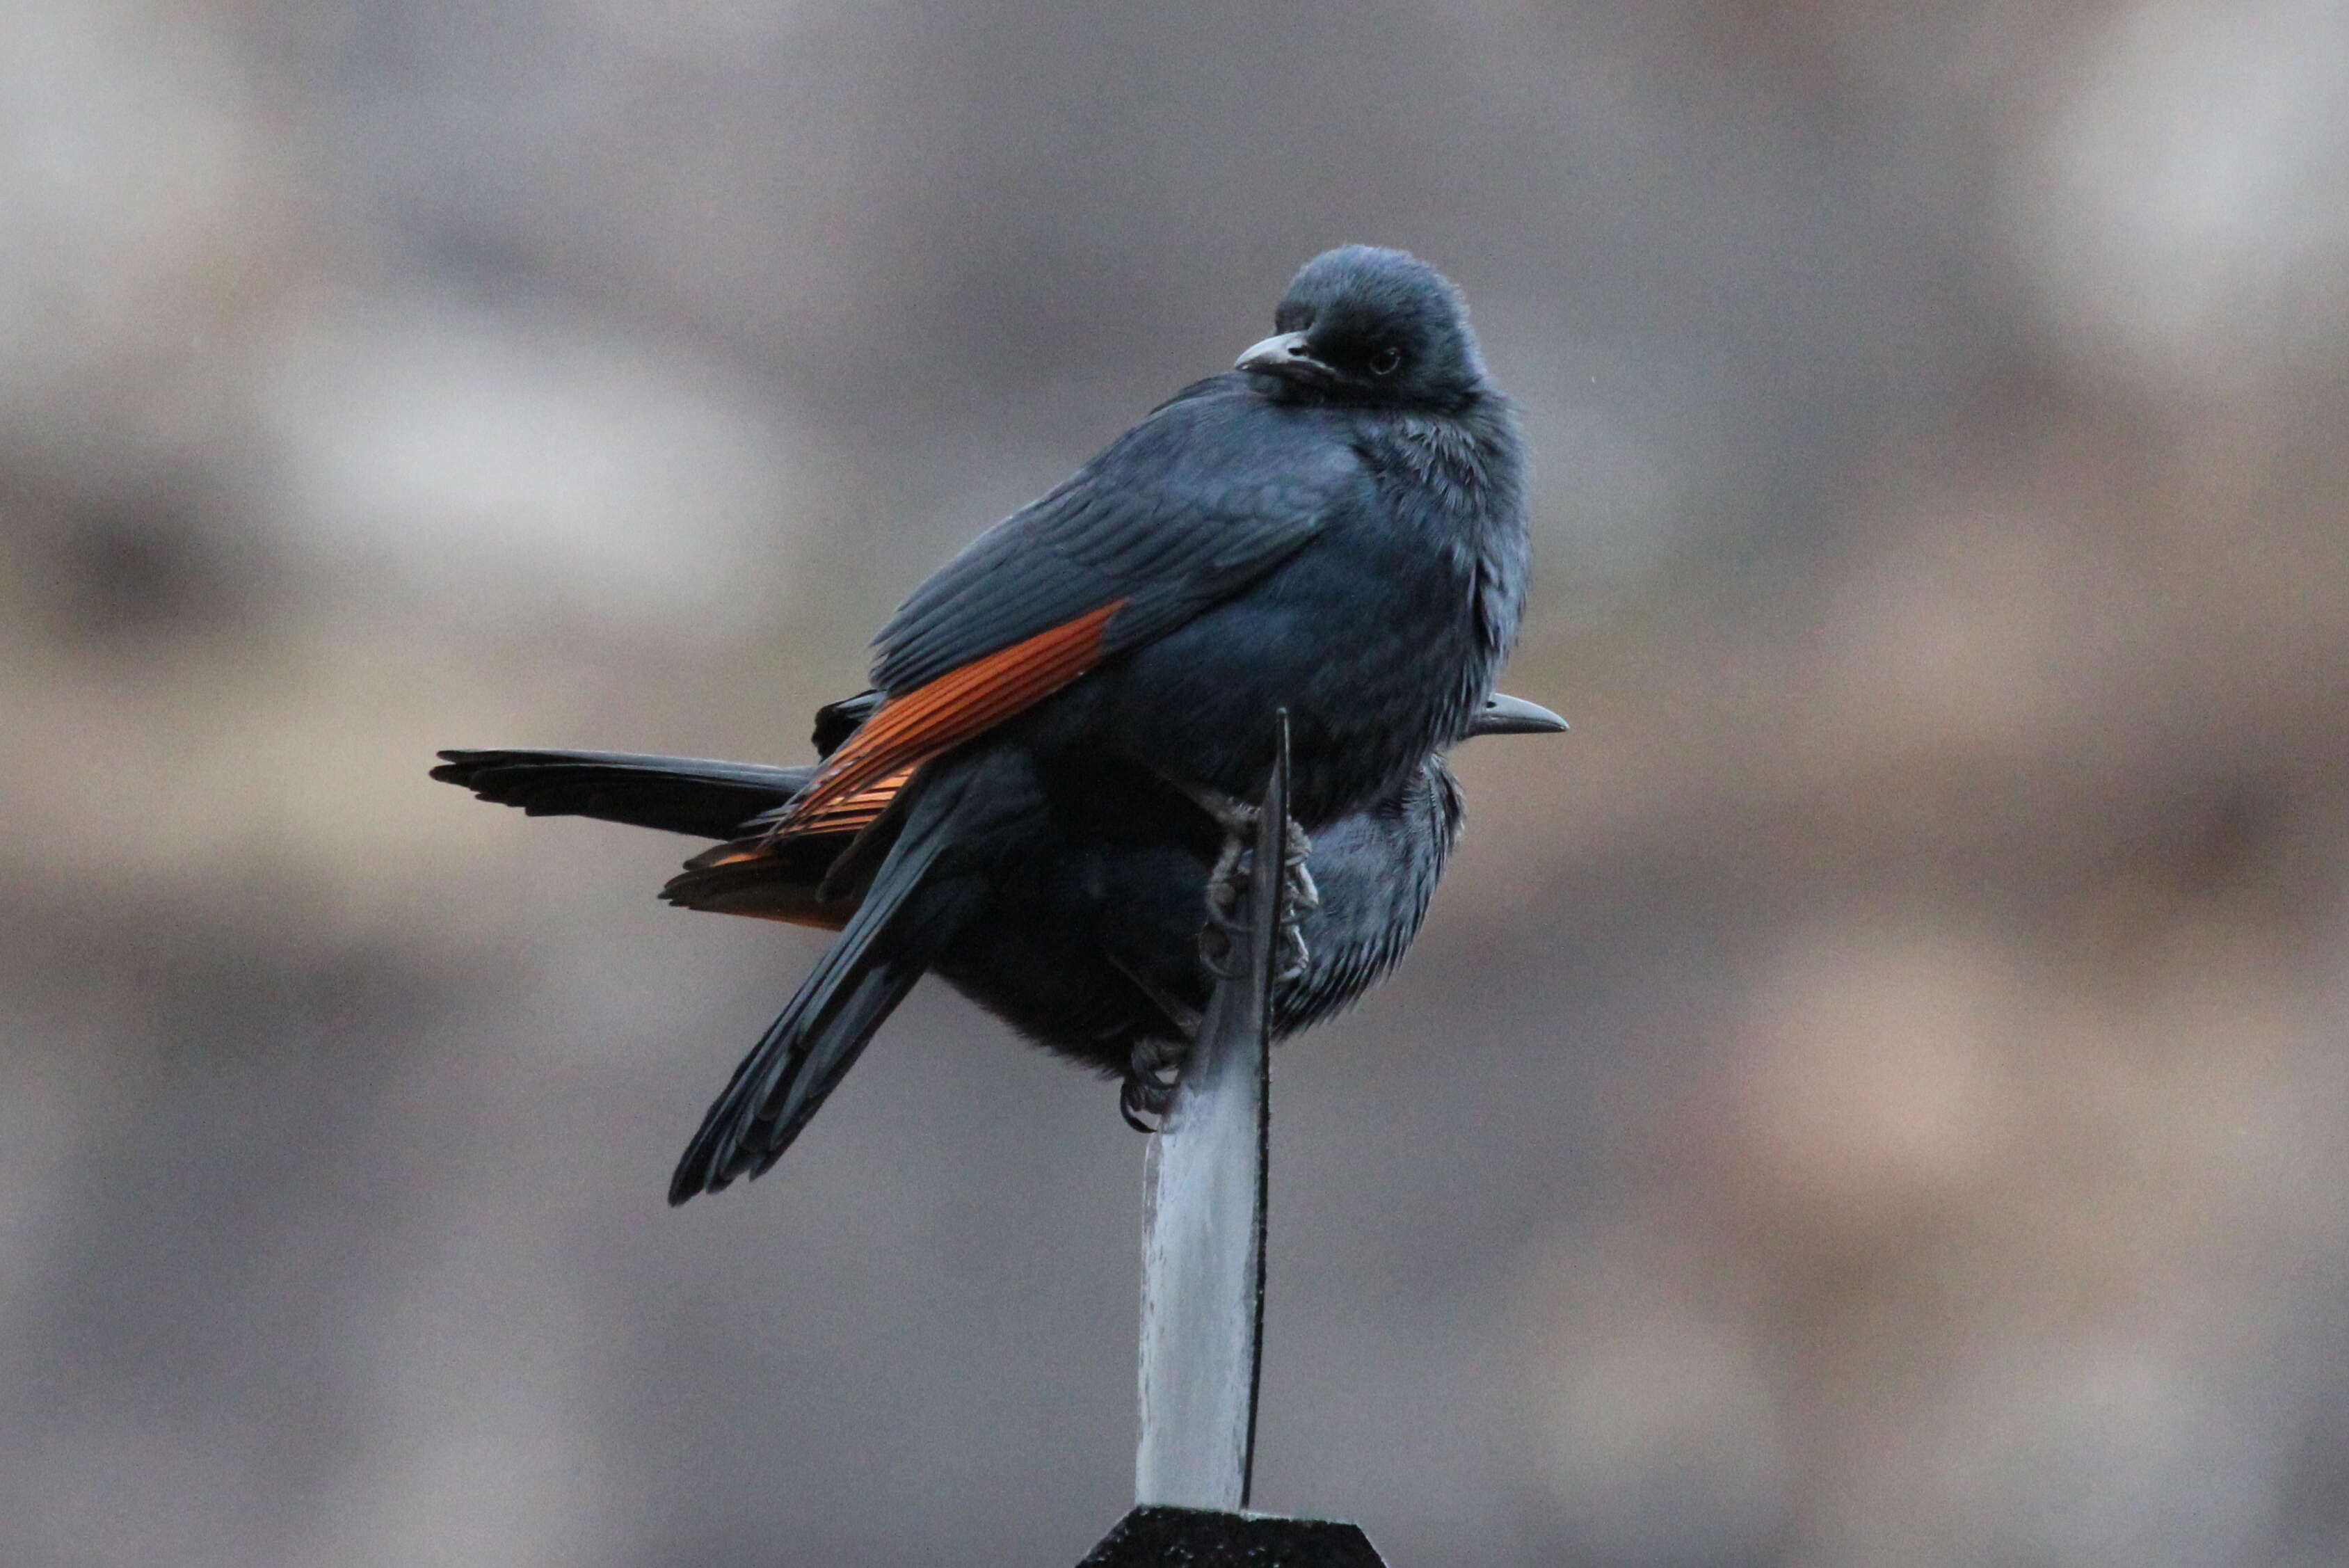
left=1236, top=246, right=1491, bottom=412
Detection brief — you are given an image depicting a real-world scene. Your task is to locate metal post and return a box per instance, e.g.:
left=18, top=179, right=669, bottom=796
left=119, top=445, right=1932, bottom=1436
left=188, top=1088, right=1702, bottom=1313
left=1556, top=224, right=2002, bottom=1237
left=1133, top=714, right=1285, bottom=1510
left=1085, top=715, right=1390, bottom=1565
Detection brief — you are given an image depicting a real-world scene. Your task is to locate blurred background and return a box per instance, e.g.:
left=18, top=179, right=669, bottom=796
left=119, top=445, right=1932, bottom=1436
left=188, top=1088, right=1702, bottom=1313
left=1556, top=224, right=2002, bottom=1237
left=5, top=1, right=2348, bottom=1563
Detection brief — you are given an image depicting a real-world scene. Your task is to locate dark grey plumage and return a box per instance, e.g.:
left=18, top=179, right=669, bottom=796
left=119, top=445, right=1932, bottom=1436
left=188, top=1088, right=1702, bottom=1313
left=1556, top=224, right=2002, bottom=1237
left=442, top=246, right=1535, bottom=1199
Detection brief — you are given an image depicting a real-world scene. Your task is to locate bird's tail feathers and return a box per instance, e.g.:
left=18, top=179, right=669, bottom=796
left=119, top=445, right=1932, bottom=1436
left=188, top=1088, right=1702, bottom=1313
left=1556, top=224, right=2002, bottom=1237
left=431, top=749, right=814, bottom=840
left=661, top=840, right=856, bottom=928
left=666, top=786, right=963, bottom=1203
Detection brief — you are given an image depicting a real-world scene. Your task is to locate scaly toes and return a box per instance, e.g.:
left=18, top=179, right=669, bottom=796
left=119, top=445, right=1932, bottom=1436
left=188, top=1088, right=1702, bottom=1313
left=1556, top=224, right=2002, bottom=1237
left=1274, top=922, right=1310, bottom=983
left=1203, top=830, right=1249, bottom=920
left=1121, top=1078, right=1171, bottom=1133
left=1285, top=856, right=1320, bottom=915
left=1121, top=1036, right=1186, bottom=1131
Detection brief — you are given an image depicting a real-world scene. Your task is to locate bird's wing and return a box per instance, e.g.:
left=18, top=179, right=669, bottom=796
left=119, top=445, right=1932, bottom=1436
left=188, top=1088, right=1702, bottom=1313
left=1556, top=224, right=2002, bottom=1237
left=874, top=383, right=1358, bottom=690
left=735, top=767, right=914, bottom=842
left=773, top=602, right=1126, bottom=827
left=654, top=760, right=917, bottom=929
left=778, top=383, right=1363, bottom=830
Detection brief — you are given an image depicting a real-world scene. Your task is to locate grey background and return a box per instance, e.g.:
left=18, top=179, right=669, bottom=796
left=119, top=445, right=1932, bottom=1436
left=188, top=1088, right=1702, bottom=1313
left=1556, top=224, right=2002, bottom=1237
left=5, top=1, right=2349, bottom=1563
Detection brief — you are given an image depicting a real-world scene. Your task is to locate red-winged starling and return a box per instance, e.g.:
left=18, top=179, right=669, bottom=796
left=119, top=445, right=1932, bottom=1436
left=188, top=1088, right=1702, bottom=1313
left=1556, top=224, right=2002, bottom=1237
left=438, top=245, right=1531, bottom=1201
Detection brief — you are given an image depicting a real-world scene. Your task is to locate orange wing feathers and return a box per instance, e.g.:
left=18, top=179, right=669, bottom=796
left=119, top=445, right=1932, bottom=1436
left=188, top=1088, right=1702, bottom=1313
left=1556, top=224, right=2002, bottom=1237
left=664, top=767, right=912, bottom=925
left=686, top=768, right=913, bottom=873
left=773, top=600, right=1124, bottom=831
left=789, top=769, right=913, bottom=837
left=670, top=601, right=1126, bottom=907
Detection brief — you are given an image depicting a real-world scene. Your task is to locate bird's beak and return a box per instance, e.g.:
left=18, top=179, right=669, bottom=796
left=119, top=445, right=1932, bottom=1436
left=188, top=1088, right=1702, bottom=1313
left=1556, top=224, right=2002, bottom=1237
left=1235, top=330, right=1332, bottom=385
left=1469, top=692, right=1568, bottom=736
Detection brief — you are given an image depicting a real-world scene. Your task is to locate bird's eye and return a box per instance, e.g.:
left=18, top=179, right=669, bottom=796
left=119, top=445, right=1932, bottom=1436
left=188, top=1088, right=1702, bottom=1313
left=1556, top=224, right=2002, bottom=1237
left=1368, top=345, right=1402, bottom=376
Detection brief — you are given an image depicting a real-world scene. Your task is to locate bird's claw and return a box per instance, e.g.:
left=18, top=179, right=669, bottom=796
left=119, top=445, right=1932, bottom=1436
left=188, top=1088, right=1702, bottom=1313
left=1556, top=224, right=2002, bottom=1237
left=1274, top=922, right=1310, bottom=984
left=1121, top=1034, right=1187, bottom=1132
left=1195, top=794, right=1315, bottom=983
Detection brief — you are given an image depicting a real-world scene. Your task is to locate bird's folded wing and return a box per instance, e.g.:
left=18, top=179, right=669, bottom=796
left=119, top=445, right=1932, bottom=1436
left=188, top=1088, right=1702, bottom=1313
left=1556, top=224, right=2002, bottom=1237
left=664, top=770, right=909, bottom=927
left=754, top=384, right=1363, bottom=835
left=872, top=383, right=1361, bottom=695
left=769, top=601, right=1124, bottom=830
left=691, top=765, right=915, bottom=872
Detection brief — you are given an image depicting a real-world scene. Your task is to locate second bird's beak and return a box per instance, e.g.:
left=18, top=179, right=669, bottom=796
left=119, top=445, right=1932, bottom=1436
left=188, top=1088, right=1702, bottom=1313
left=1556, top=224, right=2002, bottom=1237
left=1236, top=330, right=1331, bottom=384
left=1470, top=693, right=1569, bottom=736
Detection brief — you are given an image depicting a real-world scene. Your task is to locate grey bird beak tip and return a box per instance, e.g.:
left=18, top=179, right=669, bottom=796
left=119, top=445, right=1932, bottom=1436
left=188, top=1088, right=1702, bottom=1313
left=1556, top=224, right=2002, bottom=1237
left=1472, top=693, right=1569, bottom=736
left=1235, top=330, right=1316, bottom=374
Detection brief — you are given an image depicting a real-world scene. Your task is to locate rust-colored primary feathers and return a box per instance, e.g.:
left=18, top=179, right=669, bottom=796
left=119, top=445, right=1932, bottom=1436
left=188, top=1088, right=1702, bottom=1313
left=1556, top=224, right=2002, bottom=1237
left=668, top=600, right=1128, bottom=920
left=668, top=764, right=906, bottom=931
left=683, top=770, right=911, bottom=874
left=776, top=600, right=1125, bottom=831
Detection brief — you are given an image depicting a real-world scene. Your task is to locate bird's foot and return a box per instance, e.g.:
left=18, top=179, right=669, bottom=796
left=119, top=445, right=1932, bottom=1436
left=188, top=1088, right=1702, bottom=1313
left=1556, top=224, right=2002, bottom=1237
left=1121, top=1034, right=1189, bottom=1133
left=1191, top=789, right=1315, bottom=984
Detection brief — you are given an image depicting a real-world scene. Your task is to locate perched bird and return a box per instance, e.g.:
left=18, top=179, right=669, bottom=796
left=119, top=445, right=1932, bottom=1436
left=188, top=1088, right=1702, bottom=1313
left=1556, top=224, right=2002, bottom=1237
left=435, top=691, right=1563, bottom=1128
left=444, top=246, right=1530, bottom=1201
